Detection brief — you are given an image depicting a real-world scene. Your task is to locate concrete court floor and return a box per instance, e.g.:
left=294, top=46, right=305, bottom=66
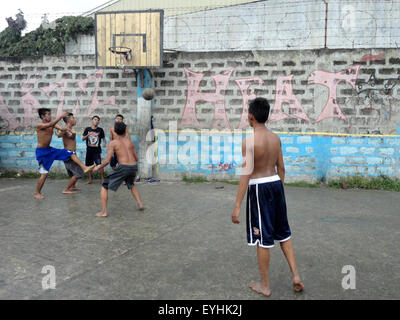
left=0, top=177, right=399, bottom=300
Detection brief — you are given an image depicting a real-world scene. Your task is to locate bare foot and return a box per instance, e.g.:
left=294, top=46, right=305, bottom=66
left=249, top=281, right=271, bottom=297
left=84, top=164, right=95, bottom=174
left=70, top=187, right=80, bottom=191
left=62, top=190, right=77, bottom=194
left=293, top=277, right=304, bottom=292
left=34, top=193, right=45, bottom=200
left=85, top=181, right=93, bottom=185
left=95, top=211, right=107, bottom=218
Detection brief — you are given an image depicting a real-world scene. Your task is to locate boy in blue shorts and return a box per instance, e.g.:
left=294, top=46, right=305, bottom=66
left=231, top=98, right=304, bottom=297
left=34, top=108, right=94, bottom=199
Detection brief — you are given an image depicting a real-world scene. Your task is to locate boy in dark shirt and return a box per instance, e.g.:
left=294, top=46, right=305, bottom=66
left=83, top=115, right=106, bottom=183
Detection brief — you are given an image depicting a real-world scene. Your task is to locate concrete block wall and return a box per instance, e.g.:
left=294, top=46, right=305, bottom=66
left=152, top=49, right=400, bottom=136
left=154, top=131, right=400, bottom=182
left=0, top=133, right=138, bottom=174
left=1, top=49, right=400, bottom=180
left=0, top=55, right=138, bottom=133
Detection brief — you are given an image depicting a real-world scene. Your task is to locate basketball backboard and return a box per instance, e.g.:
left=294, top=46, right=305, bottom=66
left=95, top=10, right=163, bottom=69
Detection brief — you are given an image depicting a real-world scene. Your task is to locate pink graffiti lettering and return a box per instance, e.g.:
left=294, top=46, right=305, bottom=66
left=269, top=75, right=310, bottom=122
left=181, top=68, right=233, bottom=129
left=21, top=74, right=43, bottom=127
left=72, top=100, right=80, bottom=115
left=235, top=77, right=264, bottom=129
left=308, top=65, right=360, bottom=122
left=41, top=79, right=67, bottom=118
left=77, top=69, right=116, bottom=117
left=0, top=97, right=19, bottom=130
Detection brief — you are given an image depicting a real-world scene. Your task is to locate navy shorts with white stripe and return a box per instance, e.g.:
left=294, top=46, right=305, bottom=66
left=246, top=175, right=292, bottom=248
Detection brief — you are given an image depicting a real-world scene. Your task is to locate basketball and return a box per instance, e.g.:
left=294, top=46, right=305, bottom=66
left=142, top=88, right=155, bottom=100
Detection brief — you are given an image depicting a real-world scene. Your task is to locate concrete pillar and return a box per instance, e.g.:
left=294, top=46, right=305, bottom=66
left=136, top=69, right=152, bottom=179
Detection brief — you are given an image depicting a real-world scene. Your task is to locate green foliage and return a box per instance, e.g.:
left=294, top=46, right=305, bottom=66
left=285, top=181, right=322, bottom=188
left=182, top=175, right=208, bottom=183
left=328, top=175, right=400, bottom=191
left=0, top=16, right=94, bottom=57
left=0, top=27, right=22, bottom=50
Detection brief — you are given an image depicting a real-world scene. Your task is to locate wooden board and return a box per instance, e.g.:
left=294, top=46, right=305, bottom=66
left=95, top=10, right=163, bottom=69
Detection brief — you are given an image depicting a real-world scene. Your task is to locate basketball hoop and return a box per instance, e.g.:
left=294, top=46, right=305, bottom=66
left=109, top=46, right=134, bottom=73
left=109, top=46, right=132, bottom=62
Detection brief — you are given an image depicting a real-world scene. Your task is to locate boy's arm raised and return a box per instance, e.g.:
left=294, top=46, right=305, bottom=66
left=55, top=127, right=65, bottom=138
left=37, top=111, right=68, bottom=130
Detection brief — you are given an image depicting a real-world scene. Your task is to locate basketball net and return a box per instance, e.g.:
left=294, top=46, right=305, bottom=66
left=109, top=46, right=134, bottom=73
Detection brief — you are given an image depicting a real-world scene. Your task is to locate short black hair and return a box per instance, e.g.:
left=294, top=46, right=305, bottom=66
left=63, top=113, right=74, bottom=123
left=114, top=122, right=127, bottom=136
left=92, top=115, right=100, bottom=121
left=38, top=108, right=51, bottom=119
left=115, top=114, right=124, bottom=120
left=248, top=98, right=270, bottom=123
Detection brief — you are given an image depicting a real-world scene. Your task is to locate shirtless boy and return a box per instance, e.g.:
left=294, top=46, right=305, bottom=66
left=231, top=98, right=304, bottom=297
left=94, top=121, right=143, bottom=217
left=34, top=108, right=94, bottom=199
left=57, top=113, right=84, bottom=194
left=108, top=114, right=130, bottom=169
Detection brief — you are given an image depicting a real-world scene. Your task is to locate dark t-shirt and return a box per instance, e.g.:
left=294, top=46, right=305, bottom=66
left=83, top=127, right=105, bottom=154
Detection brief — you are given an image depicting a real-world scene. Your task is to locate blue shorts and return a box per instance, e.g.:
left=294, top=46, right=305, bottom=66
left=246, top=175, right=291, bottom=248
left=36, top=147, right=74, bottom=173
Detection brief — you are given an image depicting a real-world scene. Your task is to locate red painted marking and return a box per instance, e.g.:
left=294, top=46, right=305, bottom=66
left=360, top=52, right=384, bottom=62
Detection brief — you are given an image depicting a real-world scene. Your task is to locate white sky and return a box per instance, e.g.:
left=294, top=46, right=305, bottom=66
left=0, top=0, right=110, bottom=33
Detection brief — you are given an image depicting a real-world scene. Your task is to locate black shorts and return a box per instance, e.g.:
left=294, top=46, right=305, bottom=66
left=64, top=159, right=84, bottom=179
left=102, top=164, right=137, bottom=191
left=246, top=176, right=291, bottom=248
left=85, top=149, right=102, bottom=166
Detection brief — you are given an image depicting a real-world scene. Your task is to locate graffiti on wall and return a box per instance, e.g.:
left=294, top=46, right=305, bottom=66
left=179, top=53, right=400, bottom=132
left=0, top=70, right=117, bottom=131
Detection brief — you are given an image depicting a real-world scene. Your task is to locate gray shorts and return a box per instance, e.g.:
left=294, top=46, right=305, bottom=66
left=64, top=159, right=84, bottom=179
left=102, top=164, right=137, bottom=191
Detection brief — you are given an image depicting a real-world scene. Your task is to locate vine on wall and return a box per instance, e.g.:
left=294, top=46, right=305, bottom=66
left=0, top=12, right=94, bottom=57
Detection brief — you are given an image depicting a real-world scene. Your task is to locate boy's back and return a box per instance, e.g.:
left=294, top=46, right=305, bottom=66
left=232, top=97, right=303, bottom=297
left=112, top=137, right=136, bottom=166
left=251, top=129, right=282, bottom=179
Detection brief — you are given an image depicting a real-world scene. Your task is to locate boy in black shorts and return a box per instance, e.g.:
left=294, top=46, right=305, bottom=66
left=109, top=114, right=131, bottom=169
left=83, top=115, right=106, bottom=183
left=231, top=98, right=304, bottom=297
left=57, top=113, right=84, bottom=194
left=93, top=122, right=144, bottom=217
